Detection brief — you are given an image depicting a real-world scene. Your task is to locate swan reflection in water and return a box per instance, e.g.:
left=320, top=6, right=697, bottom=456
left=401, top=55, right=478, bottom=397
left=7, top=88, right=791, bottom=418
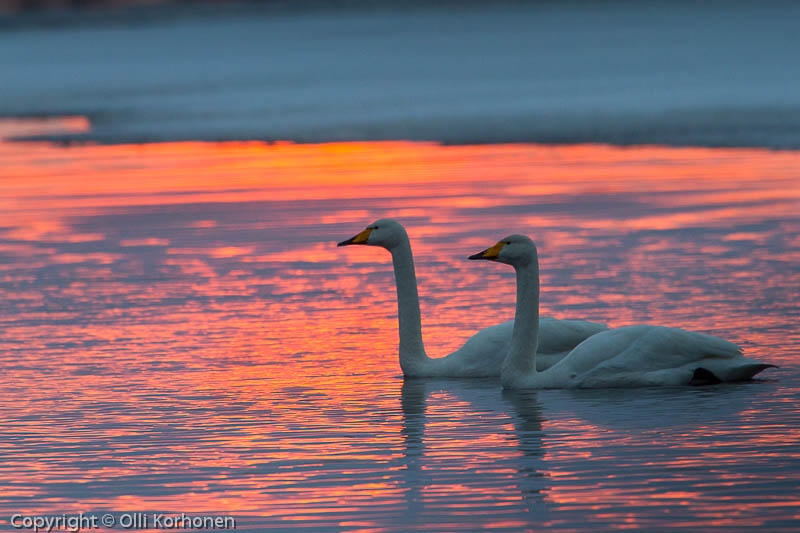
left=395, top=375, right=769, bottom=527
left=398, top=378, right=549, bottom=525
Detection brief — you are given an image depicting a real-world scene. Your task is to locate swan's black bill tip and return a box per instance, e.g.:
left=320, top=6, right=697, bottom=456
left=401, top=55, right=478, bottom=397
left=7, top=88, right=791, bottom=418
left=468, top=250, right=491, bottom=260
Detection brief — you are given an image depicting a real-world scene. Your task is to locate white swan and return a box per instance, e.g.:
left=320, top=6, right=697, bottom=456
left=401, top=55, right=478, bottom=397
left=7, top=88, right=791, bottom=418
left=337, top=219, right=606, bottom=378
left=469, top=234, right=776, bottom=388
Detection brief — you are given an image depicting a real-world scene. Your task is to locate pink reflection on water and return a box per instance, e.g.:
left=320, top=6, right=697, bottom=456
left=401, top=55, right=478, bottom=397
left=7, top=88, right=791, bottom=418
left=0, top=118, right=799, bottom=529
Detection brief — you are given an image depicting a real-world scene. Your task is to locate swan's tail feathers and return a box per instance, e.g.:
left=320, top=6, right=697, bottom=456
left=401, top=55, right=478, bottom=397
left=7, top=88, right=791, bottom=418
left=689, top=367, right=722, bottom=386
left=728, top=363, right=778, bottom=382
left=695, top=362, right=778, bottom=384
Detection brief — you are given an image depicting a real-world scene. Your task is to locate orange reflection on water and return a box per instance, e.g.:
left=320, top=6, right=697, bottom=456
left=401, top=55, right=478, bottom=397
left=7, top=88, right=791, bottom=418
left=1, top=118, right=799, bottom=530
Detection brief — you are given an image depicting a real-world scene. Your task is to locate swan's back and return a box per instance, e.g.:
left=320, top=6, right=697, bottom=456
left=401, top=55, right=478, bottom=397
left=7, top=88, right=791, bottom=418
left=558, top=325, right=770, bottom=388
left=433, top=321, right=514, bottom=377
left=537, top=317, right=607, bottom=354
left=428, top=318, right=607, bottom=378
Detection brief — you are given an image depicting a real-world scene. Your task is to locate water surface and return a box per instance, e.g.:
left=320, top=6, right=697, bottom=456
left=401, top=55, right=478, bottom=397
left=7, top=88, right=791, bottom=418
left=1, top=118, right=799, bottom=531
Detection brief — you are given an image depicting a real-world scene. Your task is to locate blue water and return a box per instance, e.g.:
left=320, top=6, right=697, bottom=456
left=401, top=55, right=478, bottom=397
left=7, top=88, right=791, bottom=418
left=1, top=1, right=800, bottom=147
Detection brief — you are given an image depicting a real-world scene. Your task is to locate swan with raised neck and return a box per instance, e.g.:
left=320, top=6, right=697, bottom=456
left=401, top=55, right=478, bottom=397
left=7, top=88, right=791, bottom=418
left=469, top=234, right=776, bottom=388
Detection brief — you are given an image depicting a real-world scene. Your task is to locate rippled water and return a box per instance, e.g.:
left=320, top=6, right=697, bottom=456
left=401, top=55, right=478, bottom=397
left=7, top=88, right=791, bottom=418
left=1, top=118, right=799, bottom=531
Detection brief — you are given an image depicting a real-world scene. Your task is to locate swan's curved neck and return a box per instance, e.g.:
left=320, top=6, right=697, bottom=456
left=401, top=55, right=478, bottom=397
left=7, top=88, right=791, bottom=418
left=389, top=239, right=430, bottom=374
left=504, top=257, right=540, bottom=378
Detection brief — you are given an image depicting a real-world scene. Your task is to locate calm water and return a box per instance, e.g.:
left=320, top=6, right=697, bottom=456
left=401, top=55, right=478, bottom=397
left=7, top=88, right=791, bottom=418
left=1, top=118, right=799, bottom=531
left=3, top=2, right=800, bottom=148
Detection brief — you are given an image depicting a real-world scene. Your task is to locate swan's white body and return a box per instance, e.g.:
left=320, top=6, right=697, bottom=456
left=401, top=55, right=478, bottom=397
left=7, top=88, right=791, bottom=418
left=469, top=235, right=775, bottom=389
left=338, top=219, right=606, bottom=378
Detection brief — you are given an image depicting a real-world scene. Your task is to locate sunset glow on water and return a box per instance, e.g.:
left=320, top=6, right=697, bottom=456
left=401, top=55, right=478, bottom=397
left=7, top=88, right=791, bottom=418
left=1, top=118, right=799, bottom=531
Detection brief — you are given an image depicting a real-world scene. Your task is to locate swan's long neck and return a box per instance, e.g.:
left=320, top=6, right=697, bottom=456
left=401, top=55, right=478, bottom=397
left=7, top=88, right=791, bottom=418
left=389, top=238, right=430, bottom=374
left=504, top=256, right=540, bottom=378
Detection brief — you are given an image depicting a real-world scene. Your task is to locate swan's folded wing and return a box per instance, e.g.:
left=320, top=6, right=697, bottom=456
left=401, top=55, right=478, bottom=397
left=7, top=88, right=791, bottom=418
left=570, top=325, right=749, bottom=386
left=457, top=320, right=513, bottom=355
left=608, top=326, right=743, bottom=371
left=558, top=325, right=653, bottom=377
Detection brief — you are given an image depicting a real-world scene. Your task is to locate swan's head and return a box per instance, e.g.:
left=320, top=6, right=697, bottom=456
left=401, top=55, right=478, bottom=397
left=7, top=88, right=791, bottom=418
left=468, top=234, right=538, bottom=266
left=337, top=219, right=408, bottom=250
